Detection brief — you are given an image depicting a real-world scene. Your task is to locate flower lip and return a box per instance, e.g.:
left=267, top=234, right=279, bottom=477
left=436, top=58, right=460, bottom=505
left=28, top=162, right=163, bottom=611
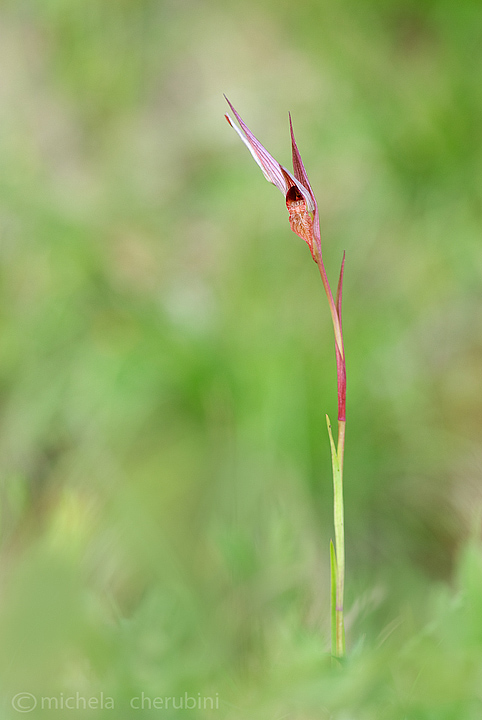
left=224, top=97, right=315, bottom=212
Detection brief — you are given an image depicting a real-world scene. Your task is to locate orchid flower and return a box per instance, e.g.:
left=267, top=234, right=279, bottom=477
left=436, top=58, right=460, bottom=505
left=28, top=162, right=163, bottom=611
left=224, top=96, right=322, bottom=263
left=225, top=97, right=348, bottom=659
left=224, top=97, right=344, bottom=366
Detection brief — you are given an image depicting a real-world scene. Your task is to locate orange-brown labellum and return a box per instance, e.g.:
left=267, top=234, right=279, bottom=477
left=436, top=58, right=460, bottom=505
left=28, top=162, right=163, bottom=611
left=286, top=185, right=314, bottom=255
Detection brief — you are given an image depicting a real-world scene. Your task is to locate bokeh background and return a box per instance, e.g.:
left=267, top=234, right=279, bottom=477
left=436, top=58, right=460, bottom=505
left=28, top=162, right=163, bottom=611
left=1, top=0, right=482, bottom=718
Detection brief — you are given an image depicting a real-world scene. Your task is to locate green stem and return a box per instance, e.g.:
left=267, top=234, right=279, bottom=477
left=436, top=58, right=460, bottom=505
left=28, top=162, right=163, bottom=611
left=329, top=539, right=337, bottom=657
left=327, top=415, right=345, bottom=658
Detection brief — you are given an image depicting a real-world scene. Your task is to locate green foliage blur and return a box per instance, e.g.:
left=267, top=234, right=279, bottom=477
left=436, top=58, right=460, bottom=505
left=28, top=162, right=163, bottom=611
left=1, top=0, right=482, bottom=717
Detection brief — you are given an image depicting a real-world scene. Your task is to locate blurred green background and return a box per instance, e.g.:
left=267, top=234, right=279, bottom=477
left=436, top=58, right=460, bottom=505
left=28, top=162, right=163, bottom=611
left=1, top=0, right=482, bottom=718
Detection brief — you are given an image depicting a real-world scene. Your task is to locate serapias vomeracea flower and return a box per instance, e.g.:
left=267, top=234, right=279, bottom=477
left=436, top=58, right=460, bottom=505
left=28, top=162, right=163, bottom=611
left=224, top=96, right=322, bottom=263
left=224, top=96, right=345, bottom=423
